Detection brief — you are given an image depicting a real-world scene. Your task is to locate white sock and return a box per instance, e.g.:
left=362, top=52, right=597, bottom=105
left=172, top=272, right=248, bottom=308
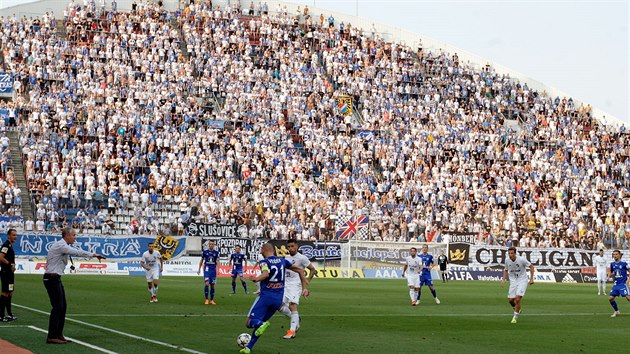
left=514, top=311, right=520, bottom=318
left=409, top=289, right=416, bottom=302
left=153, top=286, right=158, bottom=296
left=148, top=287, right=153, bottom=296
left=278, top=305, right=291, bottom=317
left=290, top=311, right=299, bottom=331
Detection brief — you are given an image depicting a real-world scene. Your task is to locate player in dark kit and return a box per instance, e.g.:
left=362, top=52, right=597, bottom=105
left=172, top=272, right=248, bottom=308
left=608, top=249, right=630, bottom=317
left=230, top=245, right=248, bottom=294
left=197, top=240, right=220, bottom=305
left=240, top=243, right=309, bottom=353
left=0, top=229, right=17, bottom=322
left=437, top=249, right=449, bottom=282
left=417, top=245, right=440, bottom=304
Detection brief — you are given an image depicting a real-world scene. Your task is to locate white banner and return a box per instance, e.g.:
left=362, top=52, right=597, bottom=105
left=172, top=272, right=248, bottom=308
left=469, top=245, right=612, bottom=269
left=162, top=256, right=199, bottom=276
left=73, top=262, right=129, bottom=275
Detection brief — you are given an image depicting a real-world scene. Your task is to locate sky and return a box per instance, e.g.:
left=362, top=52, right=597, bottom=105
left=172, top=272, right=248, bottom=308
left=1, top=0, right=628, bottom=124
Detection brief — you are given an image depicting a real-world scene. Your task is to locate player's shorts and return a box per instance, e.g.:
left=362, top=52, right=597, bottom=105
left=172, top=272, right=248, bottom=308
left=406, top=274, right=420, bottom=288
left=248, top=295, right=283, bottom=322
left=204, top=271, right=217, bottom=284
left=0, top=271, right=14, bottom=292
left=145, top=268, right=160, bottom=282
left=596, top=270, right=607, bottom=281
left=610, top=284, right=629, bottom=297
left=508, top=279, right=528, bottom=298
left=283, top=284, right=302, bottom=305
left=231, top=269, right=244, bottom=278
left=419, top=274, right=433, bottom=287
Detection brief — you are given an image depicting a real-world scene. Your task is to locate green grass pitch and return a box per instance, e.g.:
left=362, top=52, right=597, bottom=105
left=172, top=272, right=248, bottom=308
left=0, top=275, right=627, bottom=353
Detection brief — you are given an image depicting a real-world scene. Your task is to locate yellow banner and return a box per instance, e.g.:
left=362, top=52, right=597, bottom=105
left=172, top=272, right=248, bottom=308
left=306, top=267, right=364, bottom=279
left=336, top=96, right=353, bottom=116
left=154, top=234, right=179, bottom=260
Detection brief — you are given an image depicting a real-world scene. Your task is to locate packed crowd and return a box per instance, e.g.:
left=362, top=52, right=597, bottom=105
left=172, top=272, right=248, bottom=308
left=0, top=0, right=628, bottom=250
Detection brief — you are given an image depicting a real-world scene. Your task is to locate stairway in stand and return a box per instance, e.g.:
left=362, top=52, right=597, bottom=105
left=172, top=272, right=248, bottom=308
left=56, top=19, right=68, bottom=39
left=6, top=130, right=34, bottom=220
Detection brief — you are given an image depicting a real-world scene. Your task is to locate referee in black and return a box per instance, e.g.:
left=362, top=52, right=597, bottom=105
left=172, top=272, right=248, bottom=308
left=0, top=228, right=17, bottom=321
left=437, top=249, right=449, bottom=282
left=43, top=227, right=105, bottom=344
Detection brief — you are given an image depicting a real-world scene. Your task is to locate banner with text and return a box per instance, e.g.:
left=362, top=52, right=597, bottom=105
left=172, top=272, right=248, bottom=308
left=160, top=256, right=259, bottom=277
left=202, top=237, right=268, bottom=260
left=187, top=222, right=248, bottom=237
left=467, top=245, right=604, bottom=269
left=349, top=246, right=415, bottom=263
left=15, top=234, right=187, bottom=260
left=306, top=267, right=364, bottom=279
left=446, top=233, right=477, bottom=266
left=269, top=240, right=343, bottom=261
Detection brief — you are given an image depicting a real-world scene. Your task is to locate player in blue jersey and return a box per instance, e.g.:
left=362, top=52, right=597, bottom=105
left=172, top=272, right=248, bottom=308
left=230, top=245, right=248, bottom=294
left=240, top=243, right=309, bottom=354
left=417, top=245, right=440, bottom=304
left=608, top=249, right=630, bottom=317
left=197, top=240, right=220, bottom=305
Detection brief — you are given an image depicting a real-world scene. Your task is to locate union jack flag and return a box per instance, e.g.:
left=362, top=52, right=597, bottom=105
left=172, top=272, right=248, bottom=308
left=335, top=215, right=369, bottom=239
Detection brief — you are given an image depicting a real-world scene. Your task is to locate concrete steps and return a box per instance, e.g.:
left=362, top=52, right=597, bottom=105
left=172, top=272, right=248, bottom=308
left=6, top=130, right=34, bottom=219
left=56, top=19, right=67, bottom=39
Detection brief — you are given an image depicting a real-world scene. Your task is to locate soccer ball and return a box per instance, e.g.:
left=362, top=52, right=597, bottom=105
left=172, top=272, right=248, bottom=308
left=237, top=333, right=251, bottom=348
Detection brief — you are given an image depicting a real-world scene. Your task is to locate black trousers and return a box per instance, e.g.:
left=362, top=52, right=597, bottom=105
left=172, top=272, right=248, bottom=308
left=1, top=270, right=14, bottom=293
left=43, top=274, right=66, bottom=339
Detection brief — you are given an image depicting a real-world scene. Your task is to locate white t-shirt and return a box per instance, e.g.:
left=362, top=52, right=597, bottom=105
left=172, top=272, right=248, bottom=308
left=141, top=250, right=162, bottom=270
left=593, top=254, right=607, bottom=272
left=285, top=253, right=311, bottom=287
left=404, top=256, right=422, bottom=276
left=504, top=255, right=531, bottom=282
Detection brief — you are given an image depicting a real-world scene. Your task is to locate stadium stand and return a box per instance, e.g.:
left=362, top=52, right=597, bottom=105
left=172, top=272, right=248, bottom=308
left=0, top=0, right=628, bottom=250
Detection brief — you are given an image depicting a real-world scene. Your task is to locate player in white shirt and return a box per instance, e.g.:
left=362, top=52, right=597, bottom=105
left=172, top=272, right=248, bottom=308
left=593, top=249, right=608, bottom=295
left=254, top=253, right=264, bottom=295
left=402, top=247, right=423, bottom=306
left=277, top=239, right=316, bottom=339
left=501, top=247, right=535, bottom=324
left=140, top=243, right=163, bottom=303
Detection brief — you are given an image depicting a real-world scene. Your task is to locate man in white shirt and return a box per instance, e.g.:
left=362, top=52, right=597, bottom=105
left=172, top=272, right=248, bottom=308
left=277, top=239, right=316, bottom=339
left=43, top=228, right=105, bottom=343
left=593, top=249, right=608, bottom=295
left=402, top=247, right=422, bottom=306
left=501, top=247, right=535, bottom=324
left=36, top=219, right=46, bottom=232
left=140, top=243, right=163, bottom=303
left=25, top=217, right=34, bottom=232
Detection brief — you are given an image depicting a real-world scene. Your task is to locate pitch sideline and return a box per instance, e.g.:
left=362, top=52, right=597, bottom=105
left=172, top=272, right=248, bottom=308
left=14, top=304, right=206, bottom=354
left=28, top=325, right=118, bottom=353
